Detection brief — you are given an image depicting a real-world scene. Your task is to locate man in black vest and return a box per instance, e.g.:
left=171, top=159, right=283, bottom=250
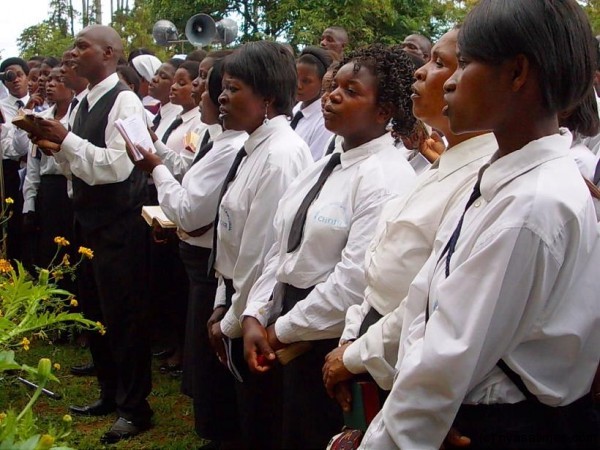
left=37, top=25, right=152, bottom=444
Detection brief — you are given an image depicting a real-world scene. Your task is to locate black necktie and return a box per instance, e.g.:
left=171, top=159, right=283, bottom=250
left=438, top=180, right=482, bottom=277
left=15, top=100, right=24, bottom=109
left=207, top=147, right=248, bottom=275
left=191, top=140, right=214, bottom=167
left=152, top=110, right=162, bottom=131
left=290, top=110, right=304, bottom=130
left=69, top=97, right=79, bottom=118
left=72, top=96, right=89, bottom=134
left=325, top=136, right=336, bottom=155
left=161, top=117, right=183, bottom=143
left=287, top=152, right=342, bottom=253
left=593, top=157, right=600, bottom=185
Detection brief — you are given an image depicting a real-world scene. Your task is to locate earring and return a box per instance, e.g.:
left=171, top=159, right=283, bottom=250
left=263, top=102, right=270, bottom=125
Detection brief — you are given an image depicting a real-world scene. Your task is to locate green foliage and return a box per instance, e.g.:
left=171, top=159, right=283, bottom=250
left=18, top=23, right=73, bottom=60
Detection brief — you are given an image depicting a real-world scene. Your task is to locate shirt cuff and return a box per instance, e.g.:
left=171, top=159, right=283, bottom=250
left=274, top=315, right=298, bottom=344
left=59, top=132, right=80, bottom=159
left=342, top=339, right=367, bottom=375
left=241, top=303, right=269, bottom=328
left=151, top=164, right=172, bottom=184
left=23, top=199, right=35, bottom=213
left=220, top=309, right=243, bottom=339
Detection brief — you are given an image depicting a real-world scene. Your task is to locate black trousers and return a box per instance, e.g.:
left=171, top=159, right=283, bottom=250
left=76, top=212, right=152, bottom=423
left=452, top=395, right=600, bottom=449
left=179, top=242, right=240, bottom=441
left=3, top=159, right=23, bottom=261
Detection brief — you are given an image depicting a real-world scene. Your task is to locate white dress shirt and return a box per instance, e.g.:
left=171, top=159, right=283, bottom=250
left=0, top=92, right=30, bottom=160
left=360, top=131, right=600, bottom=449
left=53, top=73, right=145, bottom=185
left=23, top=106, right=70, bottom=213
left=152, top=128, right=248, bottom=248
left=571, top=141, right=597, bottom=180
left=154, top=102, right=182, bottom=141
left=342, top=134, right=498, bottom=386
left=291, top=100, right=334, bottom=161
left=163, top=107, right=204, bottom=155
left=215, top=115, right=313, bottom=339
left=243, top=132, right=417, bottom=343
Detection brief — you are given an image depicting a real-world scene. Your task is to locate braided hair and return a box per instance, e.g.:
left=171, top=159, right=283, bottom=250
left=332, top=44, right=418, bottom=143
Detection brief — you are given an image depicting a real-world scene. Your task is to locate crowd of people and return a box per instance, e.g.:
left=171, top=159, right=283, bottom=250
left=1, top=0, right=600, bottom=448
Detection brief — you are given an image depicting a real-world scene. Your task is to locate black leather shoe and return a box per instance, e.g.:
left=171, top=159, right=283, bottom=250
left=69, top=399, right=116, bottom=416
left=100, top=417, right=152, bottom=444
left=70, top=362, right=96, bottom=376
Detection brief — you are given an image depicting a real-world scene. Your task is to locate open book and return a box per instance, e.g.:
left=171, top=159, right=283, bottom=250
left=12, top=109, right=60, bottom=152
left=114, top=115, right=154, bottom=161
left=141, top=205, right=176, bottom=229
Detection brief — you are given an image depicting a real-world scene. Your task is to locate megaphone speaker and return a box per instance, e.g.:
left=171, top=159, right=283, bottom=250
left=185, top=14, right=217, bottom=47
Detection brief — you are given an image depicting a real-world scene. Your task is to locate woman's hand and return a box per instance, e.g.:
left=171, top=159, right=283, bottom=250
left=242, top=316, right=276, bottom=373
left=125, top=143, right=162, bottom=173
left=266, top=324, right=287, bottom=352
left=208, top=320, right=227, bottom=366
left=322, top=342, right=354, bottom=397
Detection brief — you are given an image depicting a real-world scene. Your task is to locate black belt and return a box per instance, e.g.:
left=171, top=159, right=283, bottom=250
left=280, top=283, right=314, bottom=315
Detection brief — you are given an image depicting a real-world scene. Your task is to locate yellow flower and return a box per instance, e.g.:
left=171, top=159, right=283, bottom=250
left=62, top=253, right=71, bottom=266
left=62, top=414, right=72, bottom=423
left=21, top=337, right=30, bottom=351
left=53, top=363, right=61, bottom=370
left=53, top=236, right=70, bottom=247
left=0, top=412, right=6, bottom=421
left=4, top=197, right=13, bottom=205
left=38, top=434, right=55, bottom=448
left=0, top=259, right=13, bottom=273
left=96, top=321, right=106, bottom=335
left=52, top=270, right=63, bottom=281
left=78, top=246, right=94, bottom=259
left=70, top=298, right=78, bottom=308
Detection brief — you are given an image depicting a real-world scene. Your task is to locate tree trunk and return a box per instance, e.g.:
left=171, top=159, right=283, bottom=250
left=94, top=0, right=102, bottom=23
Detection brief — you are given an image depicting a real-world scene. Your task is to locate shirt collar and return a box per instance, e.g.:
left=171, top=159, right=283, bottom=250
left=436, top=133, right=497, bottom=180
left=214, top=128, right=247, bottom=143
left=339, top=132, right=395, bottom=169
left=207, top=123, right=223, bottom=141
left=479, top=129, right=572, bottom=202
left=86, top=73, right=120, bottom=109
left=7, top=92, right=29, bottom=106
left=75, top=89, right=88, bottom=102
left=244, top=115, right=289, bottom=155
left=295, top=99, right=321, bottom=119
left=160, top=102, right=180, bottom=116
left=179, top=107, right=200, bottom=123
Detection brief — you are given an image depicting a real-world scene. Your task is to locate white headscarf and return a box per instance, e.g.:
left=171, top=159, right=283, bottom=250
left=131, top=55, right=162, bottom=83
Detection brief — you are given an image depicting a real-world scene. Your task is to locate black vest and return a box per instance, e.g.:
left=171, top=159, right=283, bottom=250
left=71, top=82, right=147, bottom=231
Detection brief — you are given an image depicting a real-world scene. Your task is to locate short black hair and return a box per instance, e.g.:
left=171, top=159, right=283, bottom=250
left=42, top=56, right=60, bottom=68
left=167, top=58, right=183, bottom=70
left=298, top=46, right=333, bottom=79
left=459, top=0, right=596, bottom=114
left=187, top=48, right=207, bottom=63
left=0, top=57, right=29, bottom=75
left=116, top=65, right=141, bottom=96
left=334, top=44, right=418, bottom=140
left=223, top=41, right=297, bottom=116
left=179, top=60, right=200, bottom=81
left=127, top=48, right=155, bottom=64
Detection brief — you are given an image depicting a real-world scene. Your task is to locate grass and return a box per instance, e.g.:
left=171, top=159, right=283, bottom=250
left=0, top=338, right=206, bottom=449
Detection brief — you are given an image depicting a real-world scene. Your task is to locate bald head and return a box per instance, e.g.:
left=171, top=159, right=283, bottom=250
left=320, top=26, right=349, bottom=59
left=401, top=34, right=432, bottom=61
left=71, top=25, right=124, bottom=86
left=78, top=25, right=124, bottom=62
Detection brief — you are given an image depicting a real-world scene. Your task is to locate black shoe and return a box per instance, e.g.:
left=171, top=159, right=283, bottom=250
left=100, top=417, right=152, bottom=444
left=70, top=362, right=96, bottom=376
left=69, top=398, right=116, bottom=416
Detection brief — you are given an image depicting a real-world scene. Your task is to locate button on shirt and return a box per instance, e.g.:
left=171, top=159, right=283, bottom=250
left=54, top=73, right=145, bottom=185
left=0, top=93, right=31, bottom=160
left=244, top=132, right=418, bottom=343
left=215, top=115, right=313, bottom=339
left=341, top=133, right=498, bottom=387
left=152, top=128, right=248, bottom=248
left=291, top=100, right=334, bottom=161
left=23, top=106, right=71, bottom=213
left=360, top=131, right=600, bottom=449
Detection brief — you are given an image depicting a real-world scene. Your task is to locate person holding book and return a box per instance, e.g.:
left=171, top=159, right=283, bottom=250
left=241, top=44, right=418, bottom=448
left=206, top=41, right=313, bottom=449
left=22, top=66, right=74, bottom=269
left=127, top=56, right=247, bottom=449
left=359, top=1, right=600, bottom=448
left=321, top=27, right=497, bottom=408
left=35, top=25, right=152, bottom=444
